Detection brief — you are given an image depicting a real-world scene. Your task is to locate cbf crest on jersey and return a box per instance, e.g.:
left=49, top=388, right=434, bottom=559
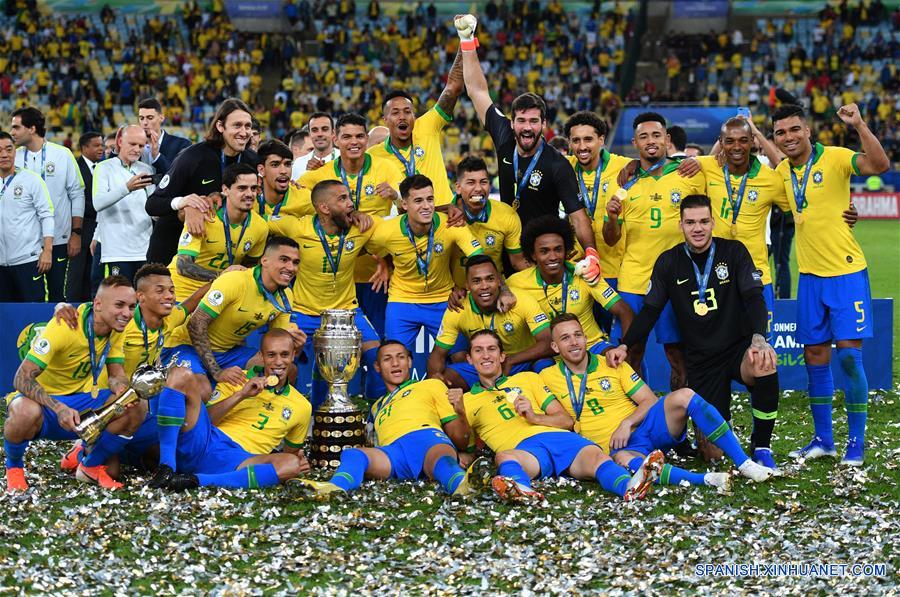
left=484, top=234, right=496, bottom=247
left=529, top=170, right=543, bottom=188
left=813, top=171, right=824, bottom=184
left=747, top=189, right=759, bottom=202
left=364, top=184, right=375, bottom=196
left=434, top=242, right=444, bottom=254
left=503, top=321, right=514, bottom=333
left=13, top=185, right=23, bottom=197
left=569, top=288, right=580, bottom=302
left=45, top=162, right=56, bottom=175
left=715, top=263, right=729, bottom=280
left=600, top=378, right=612, bottom=392
left=282, top=407, right=292, bottom=421
left=242, top=240, right=252, bottom=252
left=670, top=190, right=682, bottom=205
left=414, top=146, right=425, bottom=158
left=344, top=239, right=355, bottom=252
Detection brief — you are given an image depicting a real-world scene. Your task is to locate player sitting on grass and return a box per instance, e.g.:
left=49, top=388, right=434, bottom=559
left=448, top=329, right=664, bottom=503
left=161, top=329, right=312, bottom=491
left=298, top=340, right=472, bottom=497
left=546, top=314, right=775, bottom=487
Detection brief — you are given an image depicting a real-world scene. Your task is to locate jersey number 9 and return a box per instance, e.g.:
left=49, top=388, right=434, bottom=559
left=650, top=207, right=662, bottom=229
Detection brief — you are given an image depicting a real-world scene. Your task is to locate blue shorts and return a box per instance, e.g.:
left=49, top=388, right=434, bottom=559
left=120, top=412, right=159, bottom=466
left=763, top=283, right=775, bottom=342
left=797, top=270, right=873, bottom=345
left=385, top=301, right=447, bottom=351
left=356, top=283, right=388, bottom=337
left=177, top=405, right=254, bottom=475
left=161, top=344, right=258, bottom=377
left=533, top=340, right=610, bottom=374
left=448, top=361, right=533, bottom=388
left=615, top=291, right=682, bottom=344
left=612, top=396, right=686, bottom=456
left=514, top=430, right=595, bottom=478
left=379, top=427, right=455, bottom=480
left=291, top=308, right=380, bottom=348
left=16, top=389, right=112, bottom=441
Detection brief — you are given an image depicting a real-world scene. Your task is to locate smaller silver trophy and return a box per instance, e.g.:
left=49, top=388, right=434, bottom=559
left=311, top=309, right=368, bottom=468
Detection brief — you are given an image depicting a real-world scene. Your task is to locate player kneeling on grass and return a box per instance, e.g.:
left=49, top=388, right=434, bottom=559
left=159, top=329, right=312, bottom=491
left=299, top=341, right=472, bottom=497
left=544, top=314, right=774, bottom=488
left=448, top=329, right=663, bottom=503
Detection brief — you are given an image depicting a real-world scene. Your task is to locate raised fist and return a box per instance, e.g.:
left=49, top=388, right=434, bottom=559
left=454, top=14, right=477, bottom=41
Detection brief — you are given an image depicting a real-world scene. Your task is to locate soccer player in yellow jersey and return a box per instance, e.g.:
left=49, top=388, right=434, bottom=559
left=5, top=276, right=142, bottom=491
left=287, top=113, right=404, bottom=336
left=771, top=104, right=889, bottom=466
left=602, top=112, right=705, bottom=388
left=254, top=140, right=293, bottom=219
left=563, top=111, right=633, bottom=290
left=543, top=315, right=774, bottom=487
left=169, top=163, right=268, bottom=302
left=448, top=330, right=662, bottom=502
left=449, top=156, right=527, bottom=289
left=366, top=49, right=462, bottom=205
left=508, top=215, right=633, bottom=369
left=298, top=340, right=472, bottom=496
left=268, top=179, right=384, bottom=405
left=156, top=330, right=312, bottom=491
left=369, top=174, right=484, bottom=351
left=428, top=255, right=552, bottom=389
left=150, top=237, right=305, bottom=488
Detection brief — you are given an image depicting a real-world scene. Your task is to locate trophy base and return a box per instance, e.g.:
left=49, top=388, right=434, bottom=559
left=310, top=396, right=368, bottom=469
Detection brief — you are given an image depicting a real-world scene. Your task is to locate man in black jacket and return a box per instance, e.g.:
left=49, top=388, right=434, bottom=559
left=67, top=131, right=104, bottom=300
left=145, top=98, right=258, bottom=265
left=137, top=97, right=192, bottom=173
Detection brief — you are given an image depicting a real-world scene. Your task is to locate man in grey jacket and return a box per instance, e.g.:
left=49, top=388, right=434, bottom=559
left=0, top=132, right=55, bottom=301
left=93, top=125, right=155, bottom=283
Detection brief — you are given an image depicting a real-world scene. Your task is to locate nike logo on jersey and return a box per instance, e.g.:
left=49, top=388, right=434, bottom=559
left=32, top=275, right=42, bottom=281
left=201, top=178, right=215, bottom=185
left=676, top=278, right=689, bottom=285
left=709, top=181, right=720, bottom=186
left=856, top=325, right=867, bottom=332
left=502, top=158, right=512, bottom=165
left=237, top=307, right=250, bottom=312
left=629, top=195, right=640, bottom=201
left=56, top=257, right=67, bottom=263
left=302, top=244, right=316, bottom=249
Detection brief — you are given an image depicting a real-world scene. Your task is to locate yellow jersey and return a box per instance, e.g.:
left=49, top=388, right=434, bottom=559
left=267, top=214, right=375, bottom=315
left=697, top=155, right=786, bottom=286
left=169, top=207, right=268, bottom=301
left=567, top=150, right=633, bottom=278
left=462, top=372, right=564, bottom=453
left=25, top=304, right=125, bottom=395
left=507, top=263, right=621, bottom=347
left=122, top=304, right=189, bottom=377
left=369, top=378, right=458, bottom=446
left=367, top=106, right=455, bottom=205
left=255, top=193, right=289, bottom=220
left=612, top=162, right=706, bottom=294
left=450, top=198, right=522, bottom=288
left=434, top=291, right=549, bottom=354
left=210, top=367, right=312, bottom=454
left=774, top=143, right=866, bottom=276
left=370, top=213, right=484, bottom=303
left=540, top=354, right=645, bottom=452
left=167, top=266, right=293, bottom=352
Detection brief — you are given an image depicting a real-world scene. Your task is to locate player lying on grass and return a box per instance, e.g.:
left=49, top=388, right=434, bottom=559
left=298, top=340, right=473, bottom=497
left=154, top=328, right=312, bottom=491
left=544, top=314, right=775, bottom=489
left=448, top=329, right=664, bottom=503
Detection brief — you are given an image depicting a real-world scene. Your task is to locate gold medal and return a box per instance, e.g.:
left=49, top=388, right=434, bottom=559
left=574, top=420, right=582, bottom=435
left=695, top=302, right=709, bottom=316
left=795, top=212, right=804, bottom=225
left=91, top=384, right=99, bottom=399
left=614, top=188, right=628, bottom=201
left=730, top=223, right=738, bottom=236
left=506, top=389, right=521, bottom=404
left=265, top=375, right=279, bottom=387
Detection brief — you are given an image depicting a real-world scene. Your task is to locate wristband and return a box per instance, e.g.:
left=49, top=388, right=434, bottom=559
left=460, top=37, right=479, bottom=52
left=71, top=227, right=83, bottom=235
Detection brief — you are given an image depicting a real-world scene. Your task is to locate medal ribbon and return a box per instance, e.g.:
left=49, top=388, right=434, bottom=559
left=24, top=144, right=47, bottom=180
left=86, top=308, right=112, bottom=393
left=222, top=208, right=251, bottom=266
left=404, top=215, right=435, bottom=284
left=576, top=153, right=605, bottom=216
left=458, top=196, right=488, bottom=223
left=256, top=267, right=292, bottom=313
left=723, top=164, right=750, bottom=226
left=621, top=157, right=665, bottom=191
left=542, top=268, right=569, bottom=316
left=136, top=306, right=165, bottom=358
left=789, top=146, right=817, bottom=217
left=257, top=192, right=286, bottom=217
left=563, top=361, right=590, bottom=421
left=220, top=150, right=242, bottom=176
left=314, top=216, right=346, bottom=278
left=512, top=141, right=545, bottom=207
left=370, top=380, right=415, bottom=424
left=0, top=171, right=18, bottom=197
left=338, top=159, right=365, bottom=209
left=387, top=140, right=416, bottom=177
left=683, top=240, right=716, bottom=306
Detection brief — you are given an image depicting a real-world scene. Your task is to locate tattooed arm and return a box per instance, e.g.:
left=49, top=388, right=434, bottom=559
left=106, top=362, right=129, bottom=397
left=13, top=360, right=80, bottom=431
left=176, top=254, right=219, bottom=283
left=187, top=308, right=220, bottom=378
left=436, top=49, right=464, bottom=117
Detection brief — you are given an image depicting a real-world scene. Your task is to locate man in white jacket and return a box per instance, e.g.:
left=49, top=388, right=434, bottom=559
left=93, top=125, right=155, bottom=283
left=0, top=131, right=55, bottom=301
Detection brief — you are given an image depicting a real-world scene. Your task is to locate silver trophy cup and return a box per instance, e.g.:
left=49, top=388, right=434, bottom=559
left=311, top=309, right=367, bottom=468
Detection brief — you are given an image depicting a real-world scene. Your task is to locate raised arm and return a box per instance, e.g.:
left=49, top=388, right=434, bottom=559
left=436, top=49, right=465, bottom=117
left=837, top=103, right=890, bottom=174
left=455, top=14, right=493, bottom=125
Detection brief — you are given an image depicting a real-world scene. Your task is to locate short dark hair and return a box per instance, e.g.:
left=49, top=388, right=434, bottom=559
left=78, top=131, right=102, bottom=149
left=311, top=179, right=345, bottom=205
left=222, top=162, right=258, bottom=187
left=468, top=329, right=504, bottom=352
left=250, top=117, right=261, bottom=132
left=98, top=274, right=134, bottom=291
left=456, top=155, right=489, bottom=179
left=11, top=107, right=46, bottom=137
left=0, top=131, right=14, bottom=144
left=685, top=143, right=704, bottom=153
left=205, top=98, right=252, bottom=147
left=138, top=97, right=163, bottom=112
left=464, top=253, right=497, bottom=273
left=667, top=126, right=687, bottom=152
left=335, top=112, right=367, bottom=134
left=510, top=93, right=547, bottom=121
left=632, top=111, right=666, bottom=130
left=256, top=139, right=293, bottom=163
left=549, top=312, right=581, bottom=335
left=265, top=235, right=300, bottom=253
left=548, top=136, right=569, bottom=153
left=564, top=111, right=609, bottom=138
left=134, top=263, right=171, bottom=289
left=679, top=194, right=712, bottom=217
left=521, top=215, right=575, bottom=262
left=771, top=103, right=806, bottom=126
left=307, top=112, right=334, bottom=128
left=382, top=90, right=414, bottom=111
left=399, top=174, right=433, bottom=199
left=720, top=117, right=752, bottom=137
left=377, top=339, right=411, bottom=358
left=104, top=132, right=117, bottom=142
left=288, top=128, right=310, bottom=148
